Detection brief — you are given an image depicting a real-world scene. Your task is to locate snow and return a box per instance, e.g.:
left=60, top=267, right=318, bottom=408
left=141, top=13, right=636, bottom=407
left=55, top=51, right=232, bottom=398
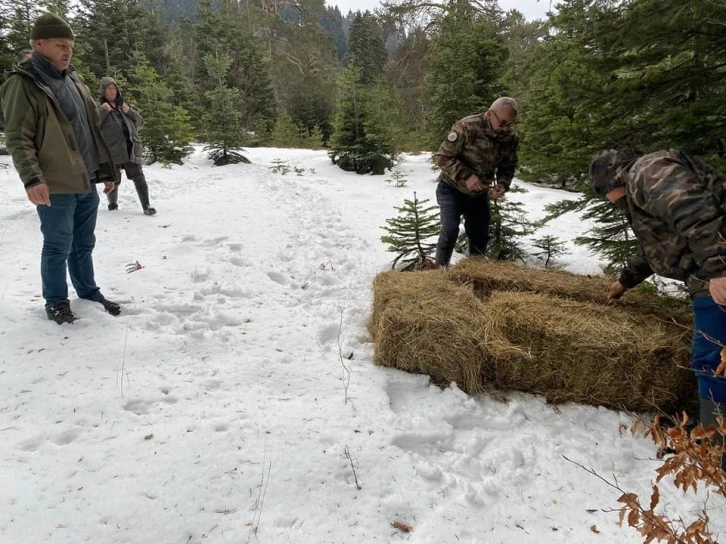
left=0, top=147, right=722, bottom=544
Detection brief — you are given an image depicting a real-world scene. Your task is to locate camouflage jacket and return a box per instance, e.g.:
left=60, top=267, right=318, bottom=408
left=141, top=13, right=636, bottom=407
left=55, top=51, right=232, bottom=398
left=618, top=150, right=726, bottom=297
left=0, top=62, right=118, bottom=194
left=434, top=114, right=518, bottom=196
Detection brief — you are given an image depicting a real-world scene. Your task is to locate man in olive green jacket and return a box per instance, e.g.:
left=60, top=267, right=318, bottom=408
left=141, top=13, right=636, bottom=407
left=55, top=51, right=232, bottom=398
left=0, top=13, right=121, bottom=324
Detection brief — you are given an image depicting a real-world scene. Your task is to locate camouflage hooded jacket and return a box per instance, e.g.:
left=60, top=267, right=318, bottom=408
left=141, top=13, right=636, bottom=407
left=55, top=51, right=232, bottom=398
left=618, top=150, right=726, bottom=297
left=434, top=114, right=519, bottom=196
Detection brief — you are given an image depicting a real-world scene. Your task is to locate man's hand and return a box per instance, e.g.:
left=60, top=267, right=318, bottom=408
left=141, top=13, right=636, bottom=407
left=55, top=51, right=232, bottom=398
left=709, top=277, right=726, bottom=305
left=490, top=183, right=507, bottom=200
left=465, top=175, right=486, bottom=192
left=26, top=183, right=51, bottom=206
left=101, top=102, right=112, bottom=112
left=608, top=280, right=628, bottom=302
left=121, top=103, right=130, bottom=114
left=103, top=181, right=116, bottom=194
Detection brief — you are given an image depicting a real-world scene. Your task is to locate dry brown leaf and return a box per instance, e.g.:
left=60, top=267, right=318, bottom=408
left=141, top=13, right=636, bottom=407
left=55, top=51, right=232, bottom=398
left=628, top=509, right=640, bottom=527
left=144, top=434, right=154, bottom=440
left=590, top=524, right=600, bottom=534
left=716, top=347, right=726, bottom=376
left=391, top=521, right=413, bottom=533
left=649, top=485, right=660, bottom=511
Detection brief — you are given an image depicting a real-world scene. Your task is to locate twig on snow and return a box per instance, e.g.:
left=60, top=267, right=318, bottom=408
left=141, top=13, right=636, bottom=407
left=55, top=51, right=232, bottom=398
left=345, top=445, right=362, bottom=490
left=247, top=445, right=272, bottom=543
left=118, top=318, right=131, bottom=397
left=338, top=309, right=351, bottom=404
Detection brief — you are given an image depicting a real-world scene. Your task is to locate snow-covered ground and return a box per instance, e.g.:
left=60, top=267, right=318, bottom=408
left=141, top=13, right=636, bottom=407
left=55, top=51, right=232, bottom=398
left=0, top=147, right=722, bottom=544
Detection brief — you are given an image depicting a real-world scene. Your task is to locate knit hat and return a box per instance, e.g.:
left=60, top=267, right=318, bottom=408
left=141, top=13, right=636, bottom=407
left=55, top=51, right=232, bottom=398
left=31, top=13, right=74, bottom=41
left=588, top=149, right=642, bottom=196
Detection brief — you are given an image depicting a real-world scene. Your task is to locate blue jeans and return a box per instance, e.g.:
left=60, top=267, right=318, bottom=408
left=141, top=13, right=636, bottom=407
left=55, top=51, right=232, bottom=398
left=436, top=181, right=491, bottom=257
left=692, top=296, right=726, bottom=402
left=36, top=187, right=101, bottom=307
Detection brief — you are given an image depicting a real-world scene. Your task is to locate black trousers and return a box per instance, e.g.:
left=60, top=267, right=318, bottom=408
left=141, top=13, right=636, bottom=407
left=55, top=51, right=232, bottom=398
left=435, top=181, right=490, bottom=266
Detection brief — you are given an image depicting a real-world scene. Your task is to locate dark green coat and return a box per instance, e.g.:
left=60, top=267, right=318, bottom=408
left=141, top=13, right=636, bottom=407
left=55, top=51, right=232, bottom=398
left=0, top=64, right=118, bottom=194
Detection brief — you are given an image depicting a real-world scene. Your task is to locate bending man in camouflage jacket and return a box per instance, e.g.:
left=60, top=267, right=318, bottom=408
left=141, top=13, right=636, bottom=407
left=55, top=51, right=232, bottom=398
left=433, top=97, right=519, bottom=266
left=589, top=149, right=726, bottom=443
left=0, top=13, right=121, bottom=324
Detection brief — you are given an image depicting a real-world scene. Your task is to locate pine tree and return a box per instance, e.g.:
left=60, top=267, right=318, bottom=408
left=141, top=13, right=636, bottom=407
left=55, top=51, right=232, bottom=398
left=41, top=0, right=70, bottom=19
left=269, top=110, right=304, bottom=148
left=346, top=11, right=387, bottom=85
left=1, top=0, right=42, bottom=55
left=386, top=29, right=432, bottom=153
left=381, top=191, right=440, bottom=271
left=124, top=54, right=194, bottom=165
left=531, top=235, right=569, bottom=268
left=424, top=4, right=508, bottom=147
left=542, top=189, right=637, bottom=272
left=74, top=0, right=148, bottom=78
left=195, top=0, right=277, bottom=143
left=487, top=187, right=538, bottom=261
left=329, top=68, right=394, bottom=175
left=258, top=0, right=339, bottom=143
left=201, top=52, right=249, bottom=166
left=575, top=198, right=638, bottom=274
left=303, top=125, right=325, bottom=150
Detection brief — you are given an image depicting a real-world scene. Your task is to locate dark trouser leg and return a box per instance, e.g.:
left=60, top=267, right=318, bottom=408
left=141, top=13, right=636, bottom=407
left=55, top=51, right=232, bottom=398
left=123, top=162, right=151, bottom=210
left=36, top=194, right=76, bottom=307
left=463, top=191, right=491, bottom=257
left=107, top=176, right=120, bottom=209
left=68, top=185, right=101, bottom=301
left=435, top=181, right=464, bottom=267
left=692, top=296, right=726, bottom=470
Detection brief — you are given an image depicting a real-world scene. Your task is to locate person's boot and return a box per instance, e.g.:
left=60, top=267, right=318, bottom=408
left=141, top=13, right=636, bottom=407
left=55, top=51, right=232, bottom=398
left=90, top=294, right=121, bottom=316
left=107, top=185, right=119, bottom=211
left=435, top=246, right=454, bottom=268
left=133, top=177, right=156, bottom=216
left=46, top=300, right=77, bottom=325
left=699, top=397, right=726, bottom=471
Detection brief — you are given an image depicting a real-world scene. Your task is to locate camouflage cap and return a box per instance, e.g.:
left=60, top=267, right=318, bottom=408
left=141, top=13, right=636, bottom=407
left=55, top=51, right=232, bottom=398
left=588, top=149, right=642, bottom=195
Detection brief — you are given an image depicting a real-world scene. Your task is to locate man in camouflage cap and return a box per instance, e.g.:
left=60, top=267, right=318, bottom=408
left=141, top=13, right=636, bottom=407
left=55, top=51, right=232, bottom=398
left=433, top=97, right=519, bottom=267
left=0, top=13, right=121, bottom=324
left=589, top=149, right=726, bottom=444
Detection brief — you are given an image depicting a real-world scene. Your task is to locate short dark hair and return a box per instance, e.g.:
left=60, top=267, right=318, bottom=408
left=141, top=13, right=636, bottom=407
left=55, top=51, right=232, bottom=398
left=588, top=149, right=642, bottom=195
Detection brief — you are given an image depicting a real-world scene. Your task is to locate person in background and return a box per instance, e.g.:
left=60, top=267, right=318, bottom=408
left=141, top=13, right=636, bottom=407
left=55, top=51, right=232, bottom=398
left=98, top=76, right=156, bottom=216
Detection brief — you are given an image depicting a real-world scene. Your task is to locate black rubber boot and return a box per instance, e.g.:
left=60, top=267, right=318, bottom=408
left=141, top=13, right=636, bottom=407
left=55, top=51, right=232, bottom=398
left=132, top=176, right=154, bottom=214
left=107, top=185, right=119, bottom=210
left=435, top=246, right=454, bottom=268
left=89, top=294, right=121, bottom=316
left=699, top=397, right=726, bottom=471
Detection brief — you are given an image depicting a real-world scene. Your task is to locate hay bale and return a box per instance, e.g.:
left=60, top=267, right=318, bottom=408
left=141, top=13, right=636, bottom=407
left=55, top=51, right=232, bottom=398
left=482, top=292, right=695, bottom=412
left=370, top=270, right=514, bottom=393
left=448, top=258, right=692, bottom=327
left=370, top=267, right=696, bottom=413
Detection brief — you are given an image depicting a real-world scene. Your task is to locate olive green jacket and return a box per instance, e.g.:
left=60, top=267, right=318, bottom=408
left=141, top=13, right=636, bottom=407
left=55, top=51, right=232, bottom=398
left=0, top=63, right=119, bottom=194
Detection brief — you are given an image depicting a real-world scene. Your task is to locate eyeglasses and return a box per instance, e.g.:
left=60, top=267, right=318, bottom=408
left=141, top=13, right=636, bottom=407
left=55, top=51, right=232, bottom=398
left=491, top=110, right=516, bottom=130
